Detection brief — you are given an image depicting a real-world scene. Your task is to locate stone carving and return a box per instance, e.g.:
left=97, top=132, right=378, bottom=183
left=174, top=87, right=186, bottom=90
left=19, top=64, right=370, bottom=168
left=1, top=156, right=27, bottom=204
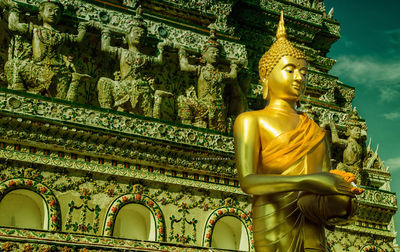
left=96, top=7, right=170, bottom=117
left=301, top=95, right=320, bottom=123
left=290, top=0, right=325, bottom=10
left=0, top=11, right=8, bottom=88
left=177, top=29, right=245, bottom=132
left=361, top=140, right=392, bottom=189
left=329, top=108, right=366, bottom=181
left=65, top=188, right=101, bottom=234
left=3, top=0, right=90, bottom=101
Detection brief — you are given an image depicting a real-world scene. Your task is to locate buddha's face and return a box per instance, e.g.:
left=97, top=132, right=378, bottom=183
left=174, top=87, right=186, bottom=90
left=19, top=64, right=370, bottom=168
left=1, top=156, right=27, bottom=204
left=203, top=47, right=220, bottom=64
left=39, top=3, right=62, bottom=26
left=127, top=27, right=146, bottom=47
left=264, top=55, right=307, bottom=101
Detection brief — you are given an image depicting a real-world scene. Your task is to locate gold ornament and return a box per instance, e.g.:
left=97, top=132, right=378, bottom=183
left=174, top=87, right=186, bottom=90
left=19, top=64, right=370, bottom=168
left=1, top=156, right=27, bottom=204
left=258, top=11, right=306, bottom=80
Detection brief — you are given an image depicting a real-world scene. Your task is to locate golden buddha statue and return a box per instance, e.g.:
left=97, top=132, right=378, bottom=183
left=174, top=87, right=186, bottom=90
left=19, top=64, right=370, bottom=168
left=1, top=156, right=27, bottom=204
left=234, top=12, right=361, bottom=252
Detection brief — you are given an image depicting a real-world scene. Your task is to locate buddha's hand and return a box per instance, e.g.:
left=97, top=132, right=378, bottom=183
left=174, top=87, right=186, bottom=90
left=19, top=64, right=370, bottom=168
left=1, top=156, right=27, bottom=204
left=303, top=172, right=354, bottom=197
left=329, top=170, right=364, bottom=195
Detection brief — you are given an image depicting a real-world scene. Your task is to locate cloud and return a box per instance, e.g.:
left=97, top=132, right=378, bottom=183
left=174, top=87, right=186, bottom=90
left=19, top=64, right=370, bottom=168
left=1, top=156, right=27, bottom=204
left=385, top=29, right=400, bottom=46
left=383, top=111, right=400, bottom=120
left=332, top=56, right=400, bottom=84
left=377, top=84, right=400, bottom=103
left=385, top=157, right=400, bottom=172
left=331, top=56, right=400, bottom=102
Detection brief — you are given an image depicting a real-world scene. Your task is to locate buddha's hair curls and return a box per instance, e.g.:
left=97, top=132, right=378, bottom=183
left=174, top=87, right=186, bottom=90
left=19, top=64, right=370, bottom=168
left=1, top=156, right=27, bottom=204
left=258, top=12, right=306, bottom=79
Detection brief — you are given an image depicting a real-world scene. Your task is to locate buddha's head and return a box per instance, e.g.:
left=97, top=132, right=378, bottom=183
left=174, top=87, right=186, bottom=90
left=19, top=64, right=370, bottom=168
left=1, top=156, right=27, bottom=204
left=201, top=29, right=222, bottom=65
left=38, top=0, right=64, bottom=26
left=258, top=12, right=307, bottom=101
left=126, top=7, right=148, bottom=47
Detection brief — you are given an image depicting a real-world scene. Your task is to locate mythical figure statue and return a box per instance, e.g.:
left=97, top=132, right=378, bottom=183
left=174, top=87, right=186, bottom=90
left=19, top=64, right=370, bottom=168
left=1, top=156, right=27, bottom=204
left=177, top=29, right=241, bottom=132
left=97, top=7, right=168, bottom=117
left=234, top=13, right=361, bottom=251
left=2, top=0, right=90, bottom=101
left=329, top=108, right=366, bottom=181
left=0, top=2, right=8, bottom=87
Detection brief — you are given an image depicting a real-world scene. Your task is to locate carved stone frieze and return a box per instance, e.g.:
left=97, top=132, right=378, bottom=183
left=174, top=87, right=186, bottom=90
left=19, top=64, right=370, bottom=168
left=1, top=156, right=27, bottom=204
left=327, top=227, right=396, bottom=252
left=0, top=162, right=252, bottom=247
left=0, top=228, right=237, bottom=251
left=260, top=0, right=323, bottom=26
left=0, top=90, right=235, bottom=153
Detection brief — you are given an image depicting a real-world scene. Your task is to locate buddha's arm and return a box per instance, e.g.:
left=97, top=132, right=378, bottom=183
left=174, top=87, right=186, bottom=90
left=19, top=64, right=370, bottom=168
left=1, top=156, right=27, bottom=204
left=178, top=47, right=197, bottom=72
left=234, top=114, right=353, bottom=196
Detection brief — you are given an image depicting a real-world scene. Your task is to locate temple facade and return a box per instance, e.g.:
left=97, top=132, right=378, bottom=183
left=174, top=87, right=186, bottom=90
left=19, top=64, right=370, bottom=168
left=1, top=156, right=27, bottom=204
left=0, top=0, right=397, bottom=251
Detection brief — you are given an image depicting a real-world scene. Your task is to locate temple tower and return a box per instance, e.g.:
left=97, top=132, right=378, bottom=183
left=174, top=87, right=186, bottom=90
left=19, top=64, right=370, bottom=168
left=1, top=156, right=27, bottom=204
left=0, top=0, right=397, bottom=251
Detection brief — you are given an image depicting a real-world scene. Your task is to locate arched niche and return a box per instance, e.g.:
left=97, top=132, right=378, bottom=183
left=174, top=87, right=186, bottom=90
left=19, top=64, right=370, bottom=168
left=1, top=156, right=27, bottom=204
left=0, top=189, right=48, bottom=230
left=103, top=193, right=165, bottom=241
left=0, top=178, right=61, bottom=231
left=113, top=203, right=155, bottom=240
left=211, top=216, right=249, bottom=251
left=203, top=207, right=253, bottom=251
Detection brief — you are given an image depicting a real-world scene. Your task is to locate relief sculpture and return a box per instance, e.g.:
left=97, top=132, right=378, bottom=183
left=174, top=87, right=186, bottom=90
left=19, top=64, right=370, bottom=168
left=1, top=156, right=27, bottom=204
left=0, top=0, right=246, bottom=131
left=329, top=108, right=366, bottom=181
left=96, top=7, right=169, bottom=117
left=177, top=29, right=244, bottom=132
left=2, top=0, right=90, bottom=101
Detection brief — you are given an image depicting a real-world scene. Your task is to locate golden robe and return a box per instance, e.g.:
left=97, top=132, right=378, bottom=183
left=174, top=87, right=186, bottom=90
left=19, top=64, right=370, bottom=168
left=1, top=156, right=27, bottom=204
left=253, top=113, right=353, bottom=252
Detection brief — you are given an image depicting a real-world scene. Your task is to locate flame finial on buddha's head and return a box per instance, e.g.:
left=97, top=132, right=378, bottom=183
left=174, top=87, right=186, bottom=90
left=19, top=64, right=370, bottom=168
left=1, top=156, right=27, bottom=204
left=258, top=11, right=307, bottom=80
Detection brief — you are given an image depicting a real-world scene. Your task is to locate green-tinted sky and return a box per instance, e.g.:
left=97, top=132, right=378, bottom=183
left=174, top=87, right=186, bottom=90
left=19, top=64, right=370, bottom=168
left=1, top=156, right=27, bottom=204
left=324, top=0, right=400, bottom=241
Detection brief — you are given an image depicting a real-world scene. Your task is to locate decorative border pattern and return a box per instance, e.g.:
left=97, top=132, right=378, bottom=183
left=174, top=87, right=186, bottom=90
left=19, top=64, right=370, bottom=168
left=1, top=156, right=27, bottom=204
left=357, top=187, right=397, bottom=210
left=261, top=0, right=323, bottom=26
left=103, top=193, right=166, bottom=241
left=0, top=116, right=236, bottom=177
left=0, top=178, right=61, bottom=231
left=0, top=148, right=244, bottom=194
left=0, top=90, right=235, bottom=154
left=360, top=244, right=384, bottom=252
left=203, top=207, right=253, bottom=251
left=0, top=227, right=228, bottom=251
left=333, top=225, right=396, bottom=239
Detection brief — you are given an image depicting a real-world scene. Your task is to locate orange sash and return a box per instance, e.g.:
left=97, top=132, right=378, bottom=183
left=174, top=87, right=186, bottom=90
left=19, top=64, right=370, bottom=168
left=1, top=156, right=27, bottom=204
left=261, top=113, right=325, bottom=172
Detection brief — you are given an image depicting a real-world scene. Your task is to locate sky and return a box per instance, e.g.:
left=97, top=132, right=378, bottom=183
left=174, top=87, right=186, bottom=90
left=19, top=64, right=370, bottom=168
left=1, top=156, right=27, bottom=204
left=324, top=0, right=400, bottom=242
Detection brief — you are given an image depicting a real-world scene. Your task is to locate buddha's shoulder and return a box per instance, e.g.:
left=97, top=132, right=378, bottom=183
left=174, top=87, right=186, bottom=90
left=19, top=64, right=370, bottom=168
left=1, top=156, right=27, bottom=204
left=235, top=110, right=270, bottom=127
